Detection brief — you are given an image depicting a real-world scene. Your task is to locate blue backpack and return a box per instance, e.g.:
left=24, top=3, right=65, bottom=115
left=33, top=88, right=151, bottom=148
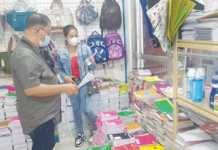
left=87, top=31, right=108, bottom=64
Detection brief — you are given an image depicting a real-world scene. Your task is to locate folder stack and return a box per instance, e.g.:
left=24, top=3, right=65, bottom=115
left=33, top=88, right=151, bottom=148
left=108, top=84, right=120, bottom=111
left=119, top=91, right=129, bottom=110
left=0, top=121, right=12, bottom=150
left=99, top=86, right=110, bottom=112
left=91, top=93, right=100, bottom=114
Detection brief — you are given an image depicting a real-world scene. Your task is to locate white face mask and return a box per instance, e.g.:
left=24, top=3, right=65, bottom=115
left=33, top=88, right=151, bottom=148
left=68, top=37, right=78, bottom=46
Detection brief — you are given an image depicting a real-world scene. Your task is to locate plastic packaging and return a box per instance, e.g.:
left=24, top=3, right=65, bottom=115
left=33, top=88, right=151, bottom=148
left=196, top=68, right=206, bottom=98
left=191, top=73, right=203, bottom=103
left=186, top=68, right=196, bottom=99
left=210, top=75, right=218, bottom=109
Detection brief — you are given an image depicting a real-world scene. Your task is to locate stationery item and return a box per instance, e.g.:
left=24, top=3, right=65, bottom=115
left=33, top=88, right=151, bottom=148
left=133, top=89, right=158, bottom=99
left=125, top=122, right=142, bottom=133
left=79, top=73, right=96, bottom=87
left=140, top=143, right=165, bottom=150
left=98, top=111, right=118, bottom=121
left=42, top=0, right=74, bottom=30
left=186, top=141, right=218, bottom=150
left=5, top=0, right=37, bottom=31
left=152, top=84, right=171, bottom=93
left=107, top=132, right=135, bottom=147
left=153, top=98, right=173, bottom=114
left=135, top=135, right=157, bottom=146
left=176, top=129, right=213, bottom=147
left=131, top=130, right=149, bottom=137
left=199, top=123, right=218, bottom=136
left=87, top=144, right=111, bottom=150
left=143, top=77, right=162, bottom=82
left=112, top=143, right=139, bottom=150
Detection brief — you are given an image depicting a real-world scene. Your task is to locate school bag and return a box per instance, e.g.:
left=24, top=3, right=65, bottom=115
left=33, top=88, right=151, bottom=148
left=104, top=30, right=125, bottom=60
left=87, top=31, right=108, bottom=64
left=100, top=0, right=122, bottom=35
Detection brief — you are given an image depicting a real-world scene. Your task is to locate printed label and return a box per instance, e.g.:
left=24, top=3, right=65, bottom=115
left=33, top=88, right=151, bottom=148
left=214, top=94, right=218, bottom=111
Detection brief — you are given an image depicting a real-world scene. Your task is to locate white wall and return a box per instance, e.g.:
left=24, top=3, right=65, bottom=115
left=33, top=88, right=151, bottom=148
left=0, top=0, right=131, bottom=84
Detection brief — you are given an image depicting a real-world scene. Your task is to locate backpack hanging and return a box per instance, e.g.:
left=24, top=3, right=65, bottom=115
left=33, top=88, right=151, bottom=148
left=105, top=30, right=125, bottom=60
left=76, top=0, right=98, bottom=25
left=100, top=0, right=122, bottom=36
left=87, top=31, right=108, bottom=64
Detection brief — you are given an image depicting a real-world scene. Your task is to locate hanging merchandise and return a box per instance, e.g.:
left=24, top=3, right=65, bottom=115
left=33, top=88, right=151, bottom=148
left=41, top=40, right=58, bottom=72
left=0, top=13, right=6, bottom=38
left=87, top=31, right=108, bottom=64
left=0, top=34, right=20, bottom=74
left=147, top=0, right=170, bottom=52
left=76, top=0, right=98, bottom=25
left=105, top=30, right=125, bottom=60
left=5, top=0, right=37, bottom=31
left=100, top=0, right=122, bottom=36
left=42, top=0, right=74, bottom=31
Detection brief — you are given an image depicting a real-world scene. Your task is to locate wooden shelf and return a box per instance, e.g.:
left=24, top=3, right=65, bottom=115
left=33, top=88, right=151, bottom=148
left=177, top=95, right=218, bottom=123
left=177, top=39, right=218, bottom=51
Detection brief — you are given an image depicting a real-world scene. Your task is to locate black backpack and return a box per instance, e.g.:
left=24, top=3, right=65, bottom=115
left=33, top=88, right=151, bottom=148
left=100, top=0, right=122, bottom=35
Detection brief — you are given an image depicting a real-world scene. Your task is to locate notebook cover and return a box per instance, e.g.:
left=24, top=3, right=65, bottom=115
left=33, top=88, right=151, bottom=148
left=153, top=98, right=173, bottom=114
left=107, top=132, right=133, bottom=141
left=126, top=122, right=142, bottom=131
left=135, top=135, right=157, bottom=146
left=131, top=130, right=149, bottom=137
left=104, top=118, right=124, bottom=127
left=118, top=111, right=135, bottom=117
left=140, top=143, right=165, bottom=150
left=112, top=143, right=139, bottom=150
left=98, top=111, right=118, bottom=117
left=199, top=124, right=218, bottom=136
left=134, top=89, right=158, bottom=99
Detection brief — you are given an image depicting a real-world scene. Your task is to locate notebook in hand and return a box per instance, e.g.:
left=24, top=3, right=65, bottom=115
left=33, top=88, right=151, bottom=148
left=135, top=135, right=157, bottom=146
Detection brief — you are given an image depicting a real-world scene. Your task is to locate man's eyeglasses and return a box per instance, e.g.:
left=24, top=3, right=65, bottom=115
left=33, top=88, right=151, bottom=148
left=34, top=28, right=52, bottom=36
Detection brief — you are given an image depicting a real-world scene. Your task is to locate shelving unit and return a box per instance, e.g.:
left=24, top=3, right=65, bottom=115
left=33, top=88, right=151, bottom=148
left=172, top=35, right=218, bottom=150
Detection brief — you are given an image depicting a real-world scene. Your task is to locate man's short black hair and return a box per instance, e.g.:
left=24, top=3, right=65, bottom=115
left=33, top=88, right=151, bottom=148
left=25, top=13, right=51, bottom=30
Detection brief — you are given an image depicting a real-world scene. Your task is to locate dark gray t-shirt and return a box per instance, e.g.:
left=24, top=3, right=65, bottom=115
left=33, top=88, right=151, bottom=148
left=10, top=37, right=61, bottom=135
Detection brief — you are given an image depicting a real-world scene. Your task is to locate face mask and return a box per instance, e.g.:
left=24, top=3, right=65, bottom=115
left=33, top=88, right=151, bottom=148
left=68, top=37, right=78, bottom=46
left=38, top=30, right=51, bottom=47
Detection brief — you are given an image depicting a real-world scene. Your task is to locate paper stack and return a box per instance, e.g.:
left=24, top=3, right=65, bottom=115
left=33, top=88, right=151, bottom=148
left=118, top=110, right=135, bottom=124
left=102, top=118, right=125, bottom=135
left=0, top=86, right=9, bottom=96
left=87, top=144, right=111, bottom=150
left=3, top=93, right=18, bottom=121
left=9, top=117, right=28, bottom=150
left=112, top=143, right=139, bottom=150
left=0, top=121, right=12, bottom=150
left=107, top=132, right=135, bottom=147
left=98, top=111, right=118, bottom=122
left=91, top=93, right=100, bottom=114
left=99, top=86, right=110, bottom=112
left=26, top=135, right=32, bottom=150
left=108, top=85, right=120, bottom=111
left=131, top=130, right=149, bottom=137
left=119, top=91, right=129, bottom=110
left=0, top=97, right=5, bottom=122
left=175, top=129, right=213, bottom=150
left=140, top=143, right=165, bottom=150
left=186, top=141, right=218, bottom=150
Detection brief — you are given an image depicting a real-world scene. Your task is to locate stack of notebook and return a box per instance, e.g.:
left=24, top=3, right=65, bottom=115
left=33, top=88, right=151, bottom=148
left=9, top=117, right=28, bottom=150
left=186, top=141, right=218, bottom=150
left=107, top=132, right=135, bottom=147
left=99, top=86, right=110, bottom=112
left=0, top=121, right=12, bottom=150
left=26, top=135, right=32, bottom=150
left=108, top=84, right=120, bottom=111
left=125, top=122, right=142, bottom=133
left=98, top=111, right=118, bottom=122
left=0, top=96, right=5, bottom=122
left=175, top=128, right=213, bottom=150
left=139, top=143, right=165, bottom=150
left=118, top=110, right=135, bottom=124
left=3, top=93, right=18, bottom=121
left=0, top=86, right=9, bottom=97
left=91, top=93, right=100, bottom=114
left=130, top=130, right=149, bottom=137
left=87, top=144, right=111, bottom=150
left=102, top=118, right=125, bottom=134
left=119, top=91, right=129, bottom=110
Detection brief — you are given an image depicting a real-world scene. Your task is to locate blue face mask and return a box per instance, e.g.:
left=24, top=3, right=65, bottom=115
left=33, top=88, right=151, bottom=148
left=39, top=30, right=51, bottom=47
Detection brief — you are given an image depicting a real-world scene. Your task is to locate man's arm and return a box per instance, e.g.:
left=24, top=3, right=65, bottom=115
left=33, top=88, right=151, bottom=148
left=24, top=83, right=79, bottom=97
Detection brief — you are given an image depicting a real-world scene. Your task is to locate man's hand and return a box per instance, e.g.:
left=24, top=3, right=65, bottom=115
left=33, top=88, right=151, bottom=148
left=89, top=53, right=97, bottom=64
left=64, top=84, right=80, bottom=95
left=64, top=76, right=76, bottom=84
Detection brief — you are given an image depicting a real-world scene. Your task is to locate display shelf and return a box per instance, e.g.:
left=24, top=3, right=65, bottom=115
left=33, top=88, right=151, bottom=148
left=172, top=34, right=218, bottom=150
left=177, top=39, right=218, bottom=51
left=177, top=95, right=218, bottom=123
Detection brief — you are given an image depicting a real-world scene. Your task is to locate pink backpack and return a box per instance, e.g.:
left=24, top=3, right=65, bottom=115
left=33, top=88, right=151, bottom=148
left=104, top=30, right=125, bottom=60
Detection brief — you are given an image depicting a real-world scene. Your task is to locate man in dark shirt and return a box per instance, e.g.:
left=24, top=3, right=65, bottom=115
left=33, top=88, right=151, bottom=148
left=10, top=13, right=79, bottom=150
